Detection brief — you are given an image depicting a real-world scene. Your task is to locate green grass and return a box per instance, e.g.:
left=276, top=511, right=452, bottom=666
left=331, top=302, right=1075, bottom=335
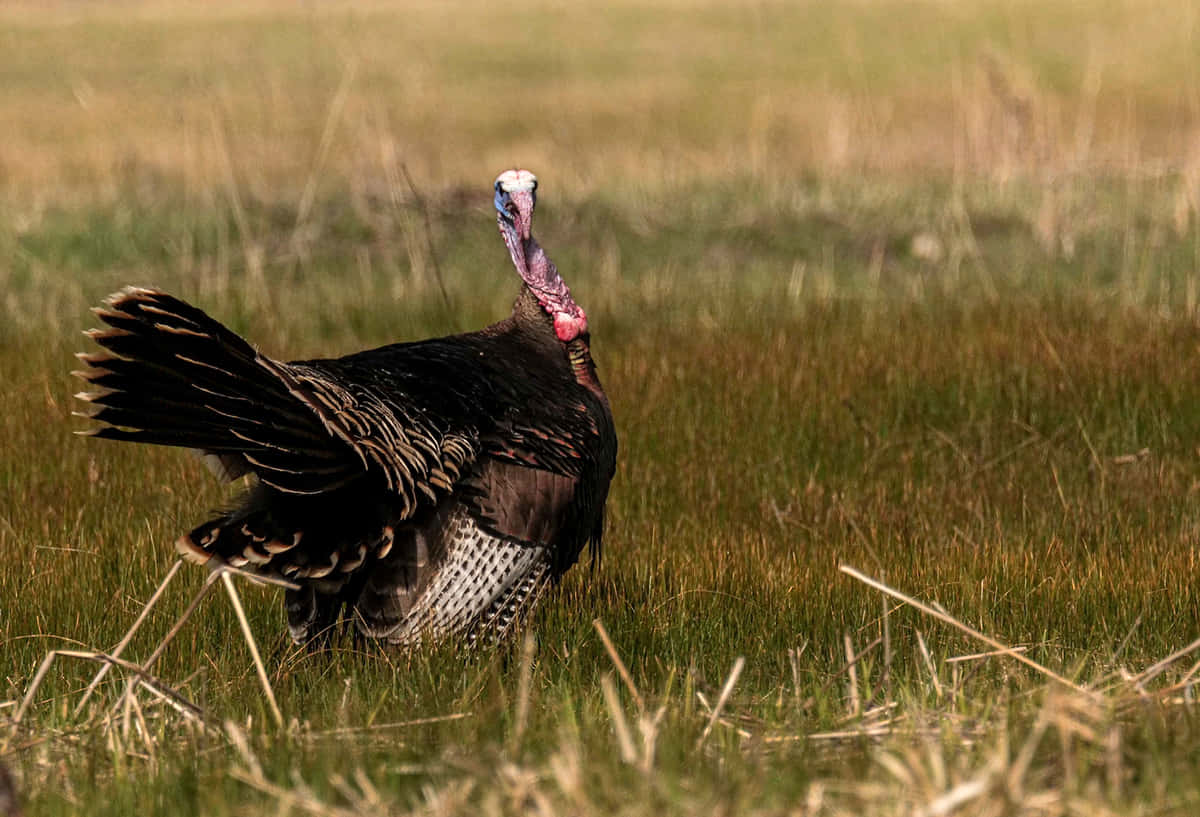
left=5, top=1, right=1200, bottom=815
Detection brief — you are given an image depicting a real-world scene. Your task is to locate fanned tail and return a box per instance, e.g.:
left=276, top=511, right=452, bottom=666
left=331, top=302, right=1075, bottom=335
left=74, top=287, right=360, bottom=495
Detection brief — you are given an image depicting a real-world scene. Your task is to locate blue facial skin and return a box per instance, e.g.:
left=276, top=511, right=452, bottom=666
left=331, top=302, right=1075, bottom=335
left=494, top=182, right=536, bottom=222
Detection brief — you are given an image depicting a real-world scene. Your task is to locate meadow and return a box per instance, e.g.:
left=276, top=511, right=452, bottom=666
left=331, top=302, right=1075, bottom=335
left=4, top=1, right=1200, bottom=814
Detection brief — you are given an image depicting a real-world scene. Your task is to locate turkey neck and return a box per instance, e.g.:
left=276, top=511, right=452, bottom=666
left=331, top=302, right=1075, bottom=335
left=506, top=286, right=605, bottom=400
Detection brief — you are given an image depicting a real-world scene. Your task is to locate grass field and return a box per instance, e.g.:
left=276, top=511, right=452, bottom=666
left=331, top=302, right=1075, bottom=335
left=5, top=1, right=1200, bottom=814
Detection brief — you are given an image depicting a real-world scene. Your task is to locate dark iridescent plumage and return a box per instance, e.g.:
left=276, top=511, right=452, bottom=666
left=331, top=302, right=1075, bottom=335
left=74, top=170, right=617, bottom=645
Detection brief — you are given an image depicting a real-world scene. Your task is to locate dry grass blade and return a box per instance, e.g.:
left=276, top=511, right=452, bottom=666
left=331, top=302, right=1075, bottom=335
left=103, top=569, right=224, bottom=719
left=946, top=647, right=1029, bottom=663
left=510, top=628, right=536, bottom=752
left=126, top=688, right=158, bottom=767
left=11, top=651, right=61, bottom=726
left=880, top=592, right=893, bottom=701
left=135, top=679, right=208, bottom=729
left=844, top=633, right=861, bottom=717
left=310, top=712, right=472, bottom=738
left=130, top=569, right=224, bottom=679
left=599, top=673, right=637, bottom=764
left=12, top=649, right=209, bottom=728
left=1171, top=655, right=1200, bottom=692
left=639, top=703, right=669, bottom=774
left=593, top=619, right=644, bottom=711
left=225, top=720, right=263, bottom=780
left=1131, top=634, right=1200, bottom=686
left=19, top=559, right=304, bottom=741
left=806, top=726, right=893, bottom=741
left=916, top=630, right=943, bottom=698
left=218, top=563, right=301, bottom=592
left=801, top=635, right=883, bottom=711
left=788, top=642, right=808, bottom=709
left=219, top=570, right=283, bottom=728
left=75, top=559, right=183, bottom=716
left=696, top=656, right=745, bottom=751
left=223, top=774, right=367, bottom=817
left=840, top=565, right=1094, bottom=696
left=919, top=777, right=989, bottom=817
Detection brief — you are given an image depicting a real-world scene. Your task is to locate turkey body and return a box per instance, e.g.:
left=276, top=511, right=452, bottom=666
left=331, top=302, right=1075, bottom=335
left=77, top=279, right=616, bottom=645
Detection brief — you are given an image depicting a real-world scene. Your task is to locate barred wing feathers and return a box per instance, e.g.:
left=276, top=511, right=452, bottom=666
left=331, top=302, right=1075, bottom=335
left=75, top=287, right=477, bottom=512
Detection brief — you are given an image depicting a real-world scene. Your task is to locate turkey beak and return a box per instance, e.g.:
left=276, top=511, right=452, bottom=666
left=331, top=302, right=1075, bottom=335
left=510, top=190, right=535, bottom=242
left=499, top=211, right=529, bottom=277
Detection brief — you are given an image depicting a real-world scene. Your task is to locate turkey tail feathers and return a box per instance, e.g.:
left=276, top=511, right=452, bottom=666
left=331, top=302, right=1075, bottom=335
left=74, top=287, right=361, bottom=495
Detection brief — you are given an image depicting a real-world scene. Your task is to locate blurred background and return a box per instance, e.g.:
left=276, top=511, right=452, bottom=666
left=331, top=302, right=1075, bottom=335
left=2, top=0, right=1199, bottom=338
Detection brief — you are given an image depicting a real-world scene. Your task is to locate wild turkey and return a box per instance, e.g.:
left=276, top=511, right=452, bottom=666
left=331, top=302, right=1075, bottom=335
left=74, top=169, right=617, bottom=645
